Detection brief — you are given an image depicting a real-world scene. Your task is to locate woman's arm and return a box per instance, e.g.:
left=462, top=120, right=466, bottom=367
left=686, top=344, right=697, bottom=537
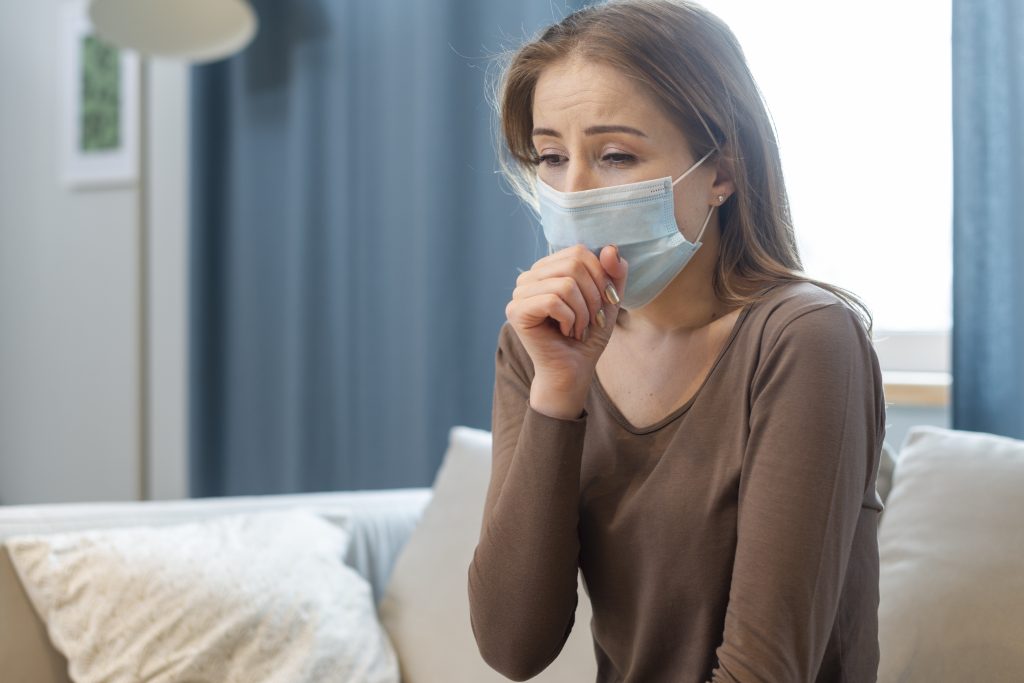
left=709, top=303, right=885, bottom=682
left=467, top=322, right=587, bottom=681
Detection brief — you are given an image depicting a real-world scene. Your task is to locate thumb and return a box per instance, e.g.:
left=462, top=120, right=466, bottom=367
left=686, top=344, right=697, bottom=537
left=600, top=244, right=629, bottom=301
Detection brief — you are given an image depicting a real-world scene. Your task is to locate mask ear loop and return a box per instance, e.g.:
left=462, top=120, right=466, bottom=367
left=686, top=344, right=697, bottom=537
left=670, top=147, right=718, bottom=187
left=672, top=146, right=719, bottom=245
left=693, top=204, right=716, bottom=244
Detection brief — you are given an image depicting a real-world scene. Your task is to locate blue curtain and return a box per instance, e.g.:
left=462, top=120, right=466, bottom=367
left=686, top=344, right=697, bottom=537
left=952, top=0, right=1024, bottom=439
left=190, top=0, right=580, bottom=496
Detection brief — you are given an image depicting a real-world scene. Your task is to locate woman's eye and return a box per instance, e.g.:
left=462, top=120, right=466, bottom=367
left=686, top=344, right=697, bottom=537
left=603, top=153, right=636, bottom=166
left=535, top=154, right=566, bottom=167
left=532, top=152, right=635, bottom=167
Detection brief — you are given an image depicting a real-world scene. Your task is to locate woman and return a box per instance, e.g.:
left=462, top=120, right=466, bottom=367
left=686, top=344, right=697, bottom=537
left=467, top=1, right=886, bottom=681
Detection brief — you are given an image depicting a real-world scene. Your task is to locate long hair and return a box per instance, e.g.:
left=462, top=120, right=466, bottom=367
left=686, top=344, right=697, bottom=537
left=490, top=0, right=873, bottom=334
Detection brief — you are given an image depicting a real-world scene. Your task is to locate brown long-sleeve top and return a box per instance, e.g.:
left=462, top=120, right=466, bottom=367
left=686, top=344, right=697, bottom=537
left=468, top=281, right=887, bottom=682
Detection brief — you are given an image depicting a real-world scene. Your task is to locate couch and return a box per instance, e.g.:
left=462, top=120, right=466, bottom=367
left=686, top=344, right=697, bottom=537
left=1, top=425, right=1022, bottom=682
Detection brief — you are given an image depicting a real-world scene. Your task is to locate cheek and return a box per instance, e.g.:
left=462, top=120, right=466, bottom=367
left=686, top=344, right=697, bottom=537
left=672, top=191, right=703, bottom=239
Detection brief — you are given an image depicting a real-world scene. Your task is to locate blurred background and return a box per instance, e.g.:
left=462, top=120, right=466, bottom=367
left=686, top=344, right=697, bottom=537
left=0, top=0, right=1019, bottom=505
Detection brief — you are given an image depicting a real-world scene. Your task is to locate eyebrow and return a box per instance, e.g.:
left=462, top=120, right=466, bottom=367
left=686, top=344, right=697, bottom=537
left=531, top=125, right=648, bottom=138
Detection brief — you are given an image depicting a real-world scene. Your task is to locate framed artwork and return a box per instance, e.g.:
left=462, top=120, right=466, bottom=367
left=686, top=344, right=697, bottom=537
left=59, top=0, right=139, bottom=189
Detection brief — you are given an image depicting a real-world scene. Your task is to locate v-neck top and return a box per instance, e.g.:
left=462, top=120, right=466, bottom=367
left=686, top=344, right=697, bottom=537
left=468, top=281, right=887, bottom=682
left=593, top=302, right=753, bottom=434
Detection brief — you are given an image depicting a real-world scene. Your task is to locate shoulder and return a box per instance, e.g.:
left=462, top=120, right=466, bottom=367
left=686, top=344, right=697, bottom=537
left=747, top=281, right=869, bottom=353
left=744, top=282, right=881, bottom=401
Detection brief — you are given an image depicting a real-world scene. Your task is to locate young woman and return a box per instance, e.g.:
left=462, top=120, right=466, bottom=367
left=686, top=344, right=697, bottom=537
left=468, top=1, right=886, bottom=681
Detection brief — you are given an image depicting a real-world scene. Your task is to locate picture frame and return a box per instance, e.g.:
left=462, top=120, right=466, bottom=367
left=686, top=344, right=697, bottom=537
left=59, top=0, right=139, bottom=189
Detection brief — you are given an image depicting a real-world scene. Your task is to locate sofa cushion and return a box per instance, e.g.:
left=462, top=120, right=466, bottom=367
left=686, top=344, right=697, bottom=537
left=378, top=426, right=597, bottom=682
left=0, top=489, right=430, bottom=683
left=5, top=509, right=400, bottom=683
left=878, top=426, right=1024, bottom=682
left=876, top=441, right=898, bottom=511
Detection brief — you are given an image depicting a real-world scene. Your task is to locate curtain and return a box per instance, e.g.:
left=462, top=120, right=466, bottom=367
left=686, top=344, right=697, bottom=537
left=951, top=0, right=1024, bottom=439
left=189, top=0, right=578, bottom=496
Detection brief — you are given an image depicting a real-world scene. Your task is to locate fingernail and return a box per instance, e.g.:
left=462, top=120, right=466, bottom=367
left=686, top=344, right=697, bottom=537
left=581, top=326, right=589, bottom=342
left=596, top=308, right=607, bottom=329
left=611, top=244, right=622, bottom=264
left=604, top=282, right=620, bottom=305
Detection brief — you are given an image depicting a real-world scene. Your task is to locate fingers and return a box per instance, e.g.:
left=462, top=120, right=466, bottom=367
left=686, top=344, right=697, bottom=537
left=533, top=244, right=607, bottom=289
left=512, top=276, right=592, bottom=340
left=506, top=292, right=577, bottom=339
left=516, top=264, right=600, bottom=338
left=598, top=244, right=629, bottom=304
left=509, top=243, right=628, bottom=342
left=516, top=244, right=614, bottom=336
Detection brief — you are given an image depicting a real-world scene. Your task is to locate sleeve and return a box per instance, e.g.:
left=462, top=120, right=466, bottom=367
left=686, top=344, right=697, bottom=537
left=466, top=323, right=588, bottom=682
left=709, top=303, right=885, bottom=682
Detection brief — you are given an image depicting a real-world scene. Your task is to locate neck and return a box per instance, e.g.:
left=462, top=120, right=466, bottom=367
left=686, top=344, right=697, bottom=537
left=616, top=236, right=736, bottom=341
left=618, top=286, right=733, bottom=340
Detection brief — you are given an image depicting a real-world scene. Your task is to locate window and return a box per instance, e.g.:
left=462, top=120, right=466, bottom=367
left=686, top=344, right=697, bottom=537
left=703, top=1, right=952, bottom=379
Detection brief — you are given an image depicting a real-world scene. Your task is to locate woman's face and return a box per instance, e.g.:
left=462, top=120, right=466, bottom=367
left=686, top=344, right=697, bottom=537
left=532, top=56, right=731, bottom=244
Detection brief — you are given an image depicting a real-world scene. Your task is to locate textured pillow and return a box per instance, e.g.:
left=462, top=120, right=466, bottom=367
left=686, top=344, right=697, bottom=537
left=878, top=426, right=1024, bottom=682
left=5, top=509, right=399, bottom=683
left=378, top=426, right=596, bottom=682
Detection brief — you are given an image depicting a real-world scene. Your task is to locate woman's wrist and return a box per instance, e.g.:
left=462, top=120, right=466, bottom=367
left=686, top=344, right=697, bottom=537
left=530, top=374, right=590, bottom=420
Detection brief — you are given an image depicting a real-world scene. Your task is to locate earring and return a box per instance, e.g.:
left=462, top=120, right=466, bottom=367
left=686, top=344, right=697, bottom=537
left=717, top=194, right=726, bottom=204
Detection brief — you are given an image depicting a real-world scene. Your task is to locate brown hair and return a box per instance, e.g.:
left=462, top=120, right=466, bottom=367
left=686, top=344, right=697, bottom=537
left=490, top=0, right=873, bottom=334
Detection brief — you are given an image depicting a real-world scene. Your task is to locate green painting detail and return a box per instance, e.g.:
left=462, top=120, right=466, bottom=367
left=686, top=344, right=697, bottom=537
left=80, top=35, right=120, bottom=152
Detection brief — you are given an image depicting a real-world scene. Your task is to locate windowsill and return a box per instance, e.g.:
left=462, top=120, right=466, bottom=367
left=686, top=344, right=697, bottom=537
left=882, top=371, right=950, bottom=407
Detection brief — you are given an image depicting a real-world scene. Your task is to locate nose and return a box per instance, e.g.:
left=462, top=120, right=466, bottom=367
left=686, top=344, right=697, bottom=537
left=563, top=160, right=598, bottom=193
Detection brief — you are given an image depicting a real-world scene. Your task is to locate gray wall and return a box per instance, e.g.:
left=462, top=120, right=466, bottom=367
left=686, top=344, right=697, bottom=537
left=0, top=1, right=188, bottom=505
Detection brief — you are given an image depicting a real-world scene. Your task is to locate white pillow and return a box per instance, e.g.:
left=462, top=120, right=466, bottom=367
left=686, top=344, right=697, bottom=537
left=5, top=509, right=400, bottom=683
left=878, top=426, right=1024, bottom=682
left=378, top=426, right=597, bottom=682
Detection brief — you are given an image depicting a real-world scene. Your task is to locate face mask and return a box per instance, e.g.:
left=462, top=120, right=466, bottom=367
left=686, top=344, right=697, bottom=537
left=536, top=147, right=717, bottom=310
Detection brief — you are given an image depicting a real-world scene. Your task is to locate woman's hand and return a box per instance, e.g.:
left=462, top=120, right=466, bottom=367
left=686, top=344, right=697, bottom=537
left=505, top=244, right=628, bottom=418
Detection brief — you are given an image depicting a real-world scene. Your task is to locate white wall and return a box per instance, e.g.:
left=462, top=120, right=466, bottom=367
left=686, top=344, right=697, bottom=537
left=0, top=1, right=188, bottom=505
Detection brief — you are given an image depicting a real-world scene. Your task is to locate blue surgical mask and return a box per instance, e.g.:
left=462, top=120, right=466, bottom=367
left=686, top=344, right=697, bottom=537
left=536, top=147, right=717, bottom=310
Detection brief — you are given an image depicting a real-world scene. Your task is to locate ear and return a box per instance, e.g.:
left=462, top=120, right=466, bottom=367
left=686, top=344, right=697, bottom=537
left=709, top=146, right=737, bottom=204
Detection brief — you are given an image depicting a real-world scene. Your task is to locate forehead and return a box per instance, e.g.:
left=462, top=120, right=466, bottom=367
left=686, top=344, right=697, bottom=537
left=532, top=57, right=667, bottom=130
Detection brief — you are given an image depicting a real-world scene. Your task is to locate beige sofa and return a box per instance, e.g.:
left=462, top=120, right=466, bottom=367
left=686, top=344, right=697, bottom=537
left=1, top=425, right=1021, bottom=682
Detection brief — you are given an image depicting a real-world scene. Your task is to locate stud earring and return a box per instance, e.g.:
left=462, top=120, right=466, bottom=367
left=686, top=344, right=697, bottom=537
left=717, top=194, right=726, bottom=204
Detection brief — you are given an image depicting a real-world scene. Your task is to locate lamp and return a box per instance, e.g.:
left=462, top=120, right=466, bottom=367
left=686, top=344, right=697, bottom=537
left=88, top=0, right=258, bottom=64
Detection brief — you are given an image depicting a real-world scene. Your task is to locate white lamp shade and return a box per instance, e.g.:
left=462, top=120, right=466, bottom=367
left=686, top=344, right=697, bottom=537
left=88, top=0, right=258, bottom=63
